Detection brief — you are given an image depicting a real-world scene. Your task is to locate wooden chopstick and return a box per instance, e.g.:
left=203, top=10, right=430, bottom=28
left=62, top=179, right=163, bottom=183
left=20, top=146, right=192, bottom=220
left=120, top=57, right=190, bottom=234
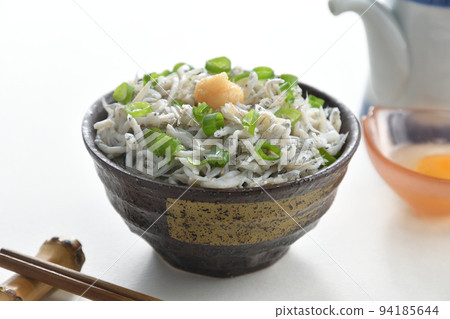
left=1, top=248, right=159, bottom=301
left=0, top=252, right=128, bottom=301
left=0, top=249, right=160, bottom=301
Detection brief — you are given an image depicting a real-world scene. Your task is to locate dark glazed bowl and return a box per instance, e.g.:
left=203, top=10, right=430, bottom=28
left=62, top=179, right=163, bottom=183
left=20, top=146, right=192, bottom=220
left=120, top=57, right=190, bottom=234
left=82, top=83, right=361, bottom=277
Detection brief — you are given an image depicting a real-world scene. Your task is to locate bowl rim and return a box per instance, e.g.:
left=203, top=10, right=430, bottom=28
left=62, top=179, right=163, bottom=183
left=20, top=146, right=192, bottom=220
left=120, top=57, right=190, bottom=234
left=82, top=82, right=361, bottom=193
left=362, top=106, right=450, bottom=186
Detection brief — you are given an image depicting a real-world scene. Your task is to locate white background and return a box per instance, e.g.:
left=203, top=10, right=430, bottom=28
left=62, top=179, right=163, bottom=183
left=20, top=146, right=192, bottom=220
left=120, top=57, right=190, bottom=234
left=1, top=0, right=449, bottom=302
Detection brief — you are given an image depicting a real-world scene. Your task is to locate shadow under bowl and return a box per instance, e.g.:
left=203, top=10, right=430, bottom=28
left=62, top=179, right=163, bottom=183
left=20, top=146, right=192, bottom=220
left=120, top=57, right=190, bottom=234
left=82, top=83, right=361, bottom=277
left=363, top=106, right=450, bottom=217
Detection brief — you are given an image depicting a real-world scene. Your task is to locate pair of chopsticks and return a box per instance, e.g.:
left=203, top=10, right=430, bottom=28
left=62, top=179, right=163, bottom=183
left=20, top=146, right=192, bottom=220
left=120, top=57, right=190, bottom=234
left=0, top=248, right=160, bottom=301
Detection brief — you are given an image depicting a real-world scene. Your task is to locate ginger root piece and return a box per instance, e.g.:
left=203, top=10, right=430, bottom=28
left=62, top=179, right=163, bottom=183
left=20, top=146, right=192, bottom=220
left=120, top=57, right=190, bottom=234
left=194, top=72, right=244, bottom=110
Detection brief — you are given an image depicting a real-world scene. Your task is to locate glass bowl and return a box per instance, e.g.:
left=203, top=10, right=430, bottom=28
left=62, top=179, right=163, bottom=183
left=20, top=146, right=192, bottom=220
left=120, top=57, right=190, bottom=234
left=363, top=106, right=450, bottom=217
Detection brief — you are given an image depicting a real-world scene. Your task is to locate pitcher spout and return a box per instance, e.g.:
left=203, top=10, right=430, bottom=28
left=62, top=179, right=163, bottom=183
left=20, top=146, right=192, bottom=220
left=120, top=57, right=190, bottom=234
left=329, top=0, right=410, bottom=105
left=329, top=0, right=374, bottom=15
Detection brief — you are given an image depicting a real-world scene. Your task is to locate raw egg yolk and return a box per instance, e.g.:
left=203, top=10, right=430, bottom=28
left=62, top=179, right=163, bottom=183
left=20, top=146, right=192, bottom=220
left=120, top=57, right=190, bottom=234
left=415, top=155, right=450, bottom=180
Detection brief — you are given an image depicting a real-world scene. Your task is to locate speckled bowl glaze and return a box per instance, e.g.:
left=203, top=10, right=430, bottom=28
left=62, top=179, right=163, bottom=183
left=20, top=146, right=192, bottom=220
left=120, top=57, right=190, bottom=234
left=82, top=83, right=360, bottom=277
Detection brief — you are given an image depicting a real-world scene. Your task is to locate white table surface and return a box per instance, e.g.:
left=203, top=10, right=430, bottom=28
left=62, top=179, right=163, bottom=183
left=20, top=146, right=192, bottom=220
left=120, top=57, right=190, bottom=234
left=1, top=0, right=449, bottom=301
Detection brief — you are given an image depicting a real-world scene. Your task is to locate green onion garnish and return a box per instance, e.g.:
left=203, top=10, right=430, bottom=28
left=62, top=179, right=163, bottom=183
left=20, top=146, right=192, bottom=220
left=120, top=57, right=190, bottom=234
left=187, top=146, right=230, bottom=167
left=230, top=71, right=250, bottom=83
left=143, top=74, right=151, bottom=86
left=202, top=112, right=224, bottom=136
left=193, top=102, right=213, bottom=123
left=255, top=141, right=281, bottom=161
left=275, top=108, right=301, bottom=126
left=187, top=157, right=206, bottom=166
left=124, top=102, right=153, bottom=118
left=230, top=67, right=275, bottom=82
left=205, top=146, right=229, bottom=167
left=253, top=66, right=275, bottom=81
left=173, top=99, right=184, bottom=107
left=318, top=148, right=336, bottom=166
left=173, top=62, right=193, bottom=72
left=113, top=82, right=135, bottom=105
left=159, top=70, right=171, bottom=77
left=173, top=62, right=185, bottom=72
left=285, top=89, right=296, bottom=105
left=241, top=109, right=259, bottom=135
left=143, top=72, right=159, bottom=86
left=146, top=127, right=163, bottom=134
left=145, top=128, right=185, bottom=159
left=205, top=56, right=231, bottom=74
left=309, top=94, right=325, bottom=108
left=279, top=74, right=298, bottom=92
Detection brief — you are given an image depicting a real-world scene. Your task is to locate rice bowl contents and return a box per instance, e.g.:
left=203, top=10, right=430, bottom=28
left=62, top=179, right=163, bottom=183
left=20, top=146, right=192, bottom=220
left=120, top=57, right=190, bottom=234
left=93, top=58, right=348, bottom=189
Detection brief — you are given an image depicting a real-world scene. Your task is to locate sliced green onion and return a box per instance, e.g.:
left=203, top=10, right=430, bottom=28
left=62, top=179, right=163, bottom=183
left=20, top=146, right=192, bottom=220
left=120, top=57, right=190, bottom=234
left=187, top=146, right=230, bottom=167
left=145, top=127, right=163, bottom=135
left=173, top=99, right=184, bottom=107
left=255, top=141, right=281, bottom=161
left=173, top=62, right=193, bottom=72
left=253, top=66, right=274, bottom=80
left=279, top=74, right=298, bottom=92
left=124, top=102, right=153, bottom=117
left=318, top=148, right=336, bottom=166
left=309, top=94, right=325, bottom=109
left=241, top=109, right=259, bottom=135
left=187, top=157, right=207, bottom=166
left=275, top=108, right=301, bottom=126
left=285, top=89, right=296, bottom=105
left=193, top=102, right=213, bottom=123
left=205, top=56, right=231, bottom=74
left=143, top=74, right=151, bottom=86
left=173, top=62, right=185, bottom=72
left=147, top=132, right=173, bottom=156
left=202, top=112, right=224, bottom=136
left=230, top=67, right=275, bottom=82
left=143, top=72, right=159, bottom=86
left=145, top=128, right=185, bottom=159
left=205, top=146, right=229, bottom=167
left=159, top=69, right=171, bottom=77
left=172, top=144, right=186, bottom=156
left=113, top=82, right=135, bottom=105
left=230, top=71, right=250, bottom=83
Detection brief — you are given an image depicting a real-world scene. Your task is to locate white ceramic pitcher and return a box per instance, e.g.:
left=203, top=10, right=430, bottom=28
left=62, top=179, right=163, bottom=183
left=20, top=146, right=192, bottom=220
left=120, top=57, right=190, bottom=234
left=328, top=0, right=450, bottom=114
